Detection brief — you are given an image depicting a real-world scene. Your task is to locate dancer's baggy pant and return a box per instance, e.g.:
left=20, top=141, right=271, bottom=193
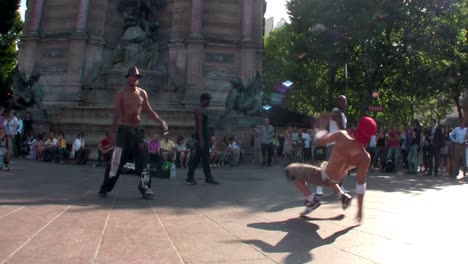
left=99, top=125, right=151, bottom=194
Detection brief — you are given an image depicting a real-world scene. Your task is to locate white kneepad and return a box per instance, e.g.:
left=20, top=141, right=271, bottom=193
left=356, top=183, right=367, bottom=194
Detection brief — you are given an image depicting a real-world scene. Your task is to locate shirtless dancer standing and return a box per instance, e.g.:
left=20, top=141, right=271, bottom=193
left=99, top=66, right=168, bottom=200
left=285, top=116, right=377, bottom=222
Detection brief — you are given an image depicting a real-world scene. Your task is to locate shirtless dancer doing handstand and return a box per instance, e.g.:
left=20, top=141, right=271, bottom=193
left=285, top=116, right=377, bottom=222
left=98, top=66, right=168, bottom=200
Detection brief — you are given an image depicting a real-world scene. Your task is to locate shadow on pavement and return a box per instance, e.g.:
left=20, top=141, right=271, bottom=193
left=244, top=217, right=358, bottom=264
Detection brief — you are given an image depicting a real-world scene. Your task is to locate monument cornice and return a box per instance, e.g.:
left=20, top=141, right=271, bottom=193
left=185, top=36, right=206, bottom=43
left=87, top=36, right=105, bottom=45
left=204, top=42, right=239, bottom=48
left=239, top=41, right=259, bottom=48
left=69, top=32, right=89, bottom=40
left=20, top=34, right=40, bottom=41
left=167, top=40, right=185, bottom=47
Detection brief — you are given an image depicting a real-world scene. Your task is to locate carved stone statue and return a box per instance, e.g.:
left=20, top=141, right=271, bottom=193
left=239, top=72, right=263, bottom=116
left=221, top=73, right=263, bottom=118
left=8, top=66, right=44, bottom=110
left=114, top=0, right=166, bottom=70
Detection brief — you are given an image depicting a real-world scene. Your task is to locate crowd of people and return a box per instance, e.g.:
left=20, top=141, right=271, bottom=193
left=0, top=107, right=249, bottom=173
left=368, top=117, right=468, bottom=179
left=3, top=107, right=467, bottom=182
left=0, top=107, right=94, bottom=169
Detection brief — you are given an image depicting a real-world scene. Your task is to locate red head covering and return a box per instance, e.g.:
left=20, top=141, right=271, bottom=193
left=354, top=116, right=377, bottom=144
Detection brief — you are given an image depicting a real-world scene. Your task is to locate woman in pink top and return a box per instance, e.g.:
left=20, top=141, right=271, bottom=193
left=147, top=133, right=161, bottom=157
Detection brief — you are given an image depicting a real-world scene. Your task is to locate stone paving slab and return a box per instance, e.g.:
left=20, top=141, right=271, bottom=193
left=0, top=159, right=467, bottom=264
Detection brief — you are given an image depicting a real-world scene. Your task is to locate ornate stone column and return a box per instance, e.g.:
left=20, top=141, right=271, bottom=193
left=242, top=0, right=254, bottom=42
left=29, top=0, right=46, bottom=34
left=20, top=0, right=46, bottom=74
left=240, top=0, right=258, bottom=82
left=190, top=0, right=204, bottom=38
left=65, top=0, right=91, bottom=104
left=184, top=0, right=206, bottom=105
left=75, top=0, right=90, bottom=33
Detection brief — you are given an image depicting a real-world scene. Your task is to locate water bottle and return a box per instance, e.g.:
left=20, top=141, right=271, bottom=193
left=170, top=163, right=176, bottom=180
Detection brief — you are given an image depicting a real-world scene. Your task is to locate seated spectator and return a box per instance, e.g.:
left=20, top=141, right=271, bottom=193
left=232, top=137, right=245, bottom=160
left=20, top=132, right=34, bottom=157
left=227, top=136, right=241, bottom=166
left=175, top=136, right=191, bottom=168
left=25, top=132, right=38, bottom=160
left=214, top=136, right=231, bottom=167
left=34, top=132, right=46, bottom=161
left=71, top=132, right=91, bottom=165
left=209, top=136, right=220, bottom=167
left=95, top=131, right=114, bottom=167
left=147, top=133, right=163, bottom=177
left=56, top=131, right=69, bottom=163
left=0, top=127, right=13, bottom=170
left=147, top=133, right=161, bottom=159
left=160, top=131, right=176, bottom=162
left=42, top=131, right=58, bottom=162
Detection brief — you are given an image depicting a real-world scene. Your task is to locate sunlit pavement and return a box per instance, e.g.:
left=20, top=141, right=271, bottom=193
left=0, top=159, right=466, bottom=264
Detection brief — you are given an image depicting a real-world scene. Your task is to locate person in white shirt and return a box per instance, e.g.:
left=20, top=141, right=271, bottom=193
left=4, top=110, right=19, bottom=157
left=72, top=132, right=91, bottom=165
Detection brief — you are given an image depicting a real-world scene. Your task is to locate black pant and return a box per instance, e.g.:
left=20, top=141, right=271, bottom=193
left=261, top=143, right=273, bottom=166
left=304, top=147, right=311, bottom=161
left=187, top=144, right=211, bottom=180
left=428, top=144, right=441, bottom=175
left=96, top=150, right=112, bottom=166
left=99, top=126, right=150, bottom=194
left=75, top=148, right=91, bottom=165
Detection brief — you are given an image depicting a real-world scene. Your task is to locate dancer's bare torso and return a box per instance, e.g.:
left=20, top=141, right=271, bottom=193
left=322, top=131, right=370, bottom=182
left=116, top=87, right=147, bottom=127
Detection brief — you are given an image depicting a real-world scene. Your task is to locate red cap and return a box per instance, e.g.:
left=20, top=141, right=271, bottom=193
left=354, top=116, right=377, bottom=144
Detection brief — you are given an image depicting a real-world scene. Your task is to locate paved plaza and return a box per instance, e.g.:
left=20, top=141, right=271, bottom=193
left=0, top=159, right=466, bottom=264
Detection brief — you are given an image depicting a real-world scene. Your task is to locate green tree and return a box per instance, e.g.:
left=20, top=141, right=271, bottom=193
left=0, top=0, right=23, bottom=97
left=263, top=0, right=467, bottom=127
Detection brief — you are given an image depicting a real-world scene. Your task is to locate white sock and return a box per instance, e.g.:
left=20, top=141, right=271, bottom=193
left=306, top=194, right=315, bottom=201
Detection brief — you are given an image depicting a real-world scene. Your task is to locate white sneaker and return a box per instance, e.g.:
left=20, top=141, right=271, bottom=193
left=300, top=198, right=321, bottom=216
left=315, top=185, right=323, bottom=196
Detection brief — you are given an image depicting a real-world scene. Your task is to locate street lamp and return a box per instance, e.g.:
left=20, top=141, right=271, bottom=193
left=405, top=32, right=416, bottom=121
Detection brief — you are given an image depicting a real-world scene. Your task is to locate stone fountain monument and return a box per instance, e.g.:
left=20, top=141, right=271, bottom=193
left=17, top=0, right=266, bottom=147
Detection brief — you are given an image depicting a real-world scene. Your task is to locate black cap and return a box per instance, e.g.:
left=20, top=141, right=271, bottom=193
left=200, top=93, right=212, bottom=101
left=125, top=66, right=143, bottom=78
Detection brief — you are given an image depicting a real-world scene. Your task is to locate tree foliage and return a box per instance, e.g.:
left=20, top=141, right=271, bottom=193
left=0, top=0, right=23, bottom=98
left=263, top=0, right=467, bottom=127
